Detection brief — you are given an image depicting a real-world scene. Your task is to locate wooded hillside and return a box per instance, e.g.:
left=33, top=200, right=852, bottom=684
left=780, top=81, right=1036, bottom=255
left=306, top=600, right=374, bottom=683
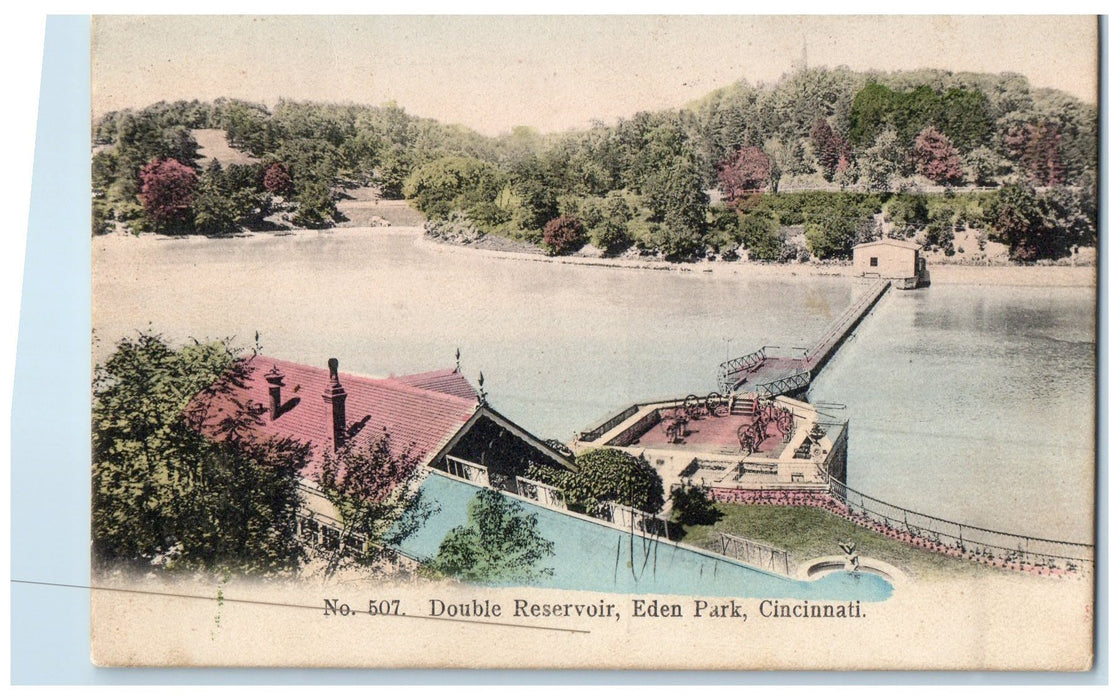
left=92, top=68, right=1097, bottom=263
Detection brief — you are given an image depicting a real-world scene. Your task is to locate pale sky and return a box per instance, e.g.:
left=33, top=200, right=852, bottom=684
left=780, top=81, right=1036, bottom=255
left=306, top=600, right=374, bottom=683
left=91, top=15, right=1099, bottom=136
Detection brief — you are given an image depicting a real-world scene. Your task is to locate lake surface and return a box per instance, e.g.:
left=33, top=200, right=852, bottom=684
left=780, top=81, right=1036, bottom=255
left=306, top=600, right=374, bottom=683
left=92, top=228, right=1097, bottom=543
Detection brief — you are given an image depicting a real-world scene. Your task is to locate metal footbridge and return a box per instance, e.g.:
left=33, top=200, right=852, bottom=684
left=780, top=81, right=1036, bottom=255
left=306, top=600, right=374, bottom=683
left=717, top=280, right=891, bottom=398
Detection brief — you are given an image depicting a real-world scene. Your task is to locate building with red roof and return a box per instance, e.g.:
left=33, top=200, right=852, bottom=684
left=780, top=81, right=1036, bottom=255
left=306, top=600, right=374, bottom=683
left=196, top=355, right=575, bottom=534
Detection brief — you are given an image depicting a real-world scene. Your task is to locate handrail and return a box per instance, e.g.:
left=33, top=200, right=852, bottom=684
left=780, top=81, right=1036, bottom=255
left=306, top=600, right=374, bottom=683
left=827, top=475, right=1094, bottom=564
left=515, top=475, right=567, bottom=510
left=707, top=530, right=792, bottom=576
left=754, top=370, right=811, bottom=398
left=445, top=455, right=490, bottom=485
left=805, top=281, right=890, bottom=362
left=717, top=347, right=768, bottom=386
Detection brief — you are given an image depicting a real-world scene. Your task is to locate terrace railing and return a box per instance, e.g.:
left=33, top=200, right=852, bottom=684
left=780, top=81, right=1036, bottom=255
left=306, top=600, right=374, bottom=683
left=578, top=404, right=641, bottom=442
left=515, top=475, right=567, bottom=511
left=445, top=456, right=490, bottom=486
left=706, top=530, right=792, bottom=576
left=588, top=500, right=669, bottom=538
left=827, top=475, right=1094, bottom=572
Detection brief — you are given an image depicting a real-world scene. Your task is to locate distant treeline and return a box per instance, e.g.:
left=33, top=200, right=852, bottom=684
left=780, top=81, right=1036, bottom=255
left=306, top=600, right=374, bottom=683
left=92, top=67, right=1097, bottom=262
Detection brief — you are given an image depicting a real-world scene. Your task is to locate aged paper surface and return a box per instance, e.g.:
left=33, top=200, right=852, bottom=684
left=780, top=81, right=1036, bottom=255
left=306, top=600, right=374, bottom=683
left=89, top=15, right=1098, bottom=670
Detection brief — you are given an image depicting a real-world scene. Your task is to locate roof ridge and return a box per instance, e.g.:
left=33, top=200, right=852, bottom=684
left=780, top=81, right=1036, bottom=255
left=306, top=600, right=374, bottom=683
left=247, top=355, right=477, bottom=407
left=376, top=374, right=479, bottom=408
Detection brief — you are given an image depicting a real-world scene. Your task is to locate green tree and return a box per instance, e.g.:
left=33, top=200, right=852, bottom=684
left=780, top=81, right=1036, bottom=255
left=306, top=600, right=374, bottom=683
left=427, top=490, right=555, bottom=584
left=292, top=177, right=339, bottom=228
left=316, top=431, right=434, bottom=578
left=982, top=181, right=1051, bottom=260
left=849, top=82, right=898, bottom=148
left=92, top=332, right=309, bottom=575
left=739, top=210, right=784, bottom=261
left=586, top=192, right=636, bottom=254
left=642, top=155, right=708, bottom=258
left=963, top=146, right=1005, bottom=187
left=857, top=127, right=905, bottom=192
left=192, top=161, right=238, bottom=234
left=983, top=182, right=1095, bottom=261
left=884, top=193, right=929, bottom=236
left=924, top=206, right=957, bottom=254
left=404, top=155, right=506, bottom=220
left=567, top=448, right=665, bottom=515
left=670, top=483, right=720, bottom=526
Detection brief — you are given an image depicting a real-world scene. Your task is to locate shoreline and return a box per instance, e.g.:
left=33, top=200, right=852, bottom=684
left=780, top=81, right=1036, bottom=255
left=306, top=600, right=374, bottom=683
left=99, top=225, right=1098, bottom=288
left=413, top=228, right=1098, bottom=288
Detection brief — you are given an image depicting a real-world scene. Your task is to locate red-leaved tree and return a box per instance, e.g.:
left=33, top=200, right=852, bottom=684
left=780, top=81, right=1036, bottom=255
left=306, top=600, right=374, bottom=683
left=717, top=146, right=772, bottom=202
left=911, top=127, right=964, bottom=185
left=542, top=215, right=587, bottom=256
left=810, top=119, right=853, bottom=182
left=138, top=158, right=198, bottom=230
left=263, top=162, right=294, bottom=197
left=1004, top=122, right=1065, bottom=187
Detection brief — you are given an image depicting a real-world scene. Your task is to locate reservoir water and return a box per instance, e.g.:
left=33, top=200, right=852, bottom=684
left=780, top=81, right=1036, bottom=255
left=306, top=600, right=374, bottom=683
left=92, top=228, right=1096, bottom=543
left=401, top=472, right=894, bottom=601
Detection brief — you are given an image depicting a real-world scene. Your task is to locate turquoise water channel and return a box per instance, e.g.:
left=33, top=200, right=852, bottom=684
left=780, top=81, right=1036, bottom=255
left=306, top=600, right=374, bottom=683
left=399, top=472, right=894, bottom=601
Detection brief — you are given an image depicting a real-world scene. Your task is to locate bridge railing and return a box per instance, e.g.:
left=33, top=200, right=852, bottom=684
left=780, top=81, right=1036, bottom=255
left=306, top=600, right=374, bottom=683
left=827, top=475, right=1094, bottom=571
left=754, top=370, right=812, bottom=398
left=806, top=281, right=890, bottom=363
left=717, top=347, right=769, bottom=392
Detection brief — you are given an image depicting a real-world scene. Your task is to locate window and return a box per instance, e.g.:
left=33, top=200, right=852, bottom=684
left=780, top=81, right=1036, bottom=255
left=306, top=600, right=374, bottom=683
left=869, top=257, right=879, bottom=267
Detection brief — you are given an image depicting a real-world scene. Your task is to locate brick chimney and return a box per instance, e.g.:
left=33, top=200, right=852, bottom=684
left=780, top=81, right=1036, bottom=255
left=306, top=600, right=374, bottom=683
left=322, top=358, right=347, bottom=451
left=264, top=365, right=285, bottom=421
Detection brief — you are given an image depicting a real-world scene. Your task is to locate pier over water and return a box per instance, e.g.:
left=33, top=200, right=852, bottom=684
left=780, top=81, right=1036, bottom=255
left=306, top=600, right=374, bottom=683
left=717, top=279, right=891, bottom=397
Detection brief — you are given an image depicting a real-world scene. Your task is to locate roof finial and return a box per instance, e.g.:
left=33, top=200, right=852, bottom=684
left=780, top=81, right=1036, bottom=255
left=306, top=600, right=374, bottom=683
left=455, top=347, right=461, bottom=373
left=477, top=371, right=487, bottom=406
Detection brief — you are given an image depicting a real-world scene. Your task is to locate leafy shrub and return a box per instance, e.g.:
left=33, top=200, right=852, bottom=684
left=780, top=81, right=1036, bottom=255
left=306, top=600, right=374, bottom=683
left=670, top=484, right=721, bottom=526
left=542, top=215, right=587, bottom=256
left=568, top=448, right=664, bottom=514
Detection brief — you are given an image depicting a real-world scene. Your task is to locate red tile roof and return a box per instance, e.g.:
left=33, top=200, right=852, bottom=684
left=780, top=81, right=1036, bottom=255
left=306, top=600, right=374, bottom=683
left=198, top=355, right=479, bottom=480
left=390, top=368, right=479, bottom=403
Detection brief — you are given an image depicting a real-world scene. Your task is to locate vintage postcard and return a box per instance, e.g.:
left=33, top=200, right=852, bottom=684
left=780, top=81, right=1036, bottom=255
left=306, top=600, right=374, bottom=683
left=88, top=15, right=1098, bottom=670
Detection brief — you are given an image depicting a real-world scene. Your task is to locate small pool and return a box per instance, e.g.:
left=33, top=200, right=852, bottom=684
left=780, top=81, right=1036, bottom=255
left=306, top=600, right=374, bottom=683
left=399, top=473, right=893, bottom=602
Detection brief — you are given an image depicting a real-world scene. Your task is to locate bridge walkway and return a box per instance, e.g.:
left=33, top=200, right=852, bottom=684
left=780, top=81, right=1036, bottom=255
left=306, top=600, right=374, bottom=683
left=718, top=279, right=891, bottom=397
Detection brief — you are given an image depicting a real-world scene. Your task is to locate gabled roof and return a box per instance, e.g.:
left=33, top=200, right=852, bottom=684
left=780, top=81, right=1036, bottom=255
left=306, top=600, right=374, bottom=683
left=853, top=238, right=922, bottom=251
left=198, top=356, right=480, bottom=479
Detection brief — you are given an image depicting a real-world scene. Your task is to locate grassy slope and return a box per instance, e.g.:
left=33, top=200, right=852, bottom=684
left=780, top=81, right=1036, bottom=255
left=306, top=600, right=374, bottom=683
left=193, top=128, right=260, bottom=167
left=678, top=503, right=1017, bottom=581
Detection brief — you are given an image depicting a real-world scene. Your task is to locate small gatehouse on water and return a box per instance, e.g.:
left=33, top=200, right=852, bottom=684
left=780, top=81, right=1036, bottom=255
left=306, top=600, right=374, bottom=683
left=852, top=239, right=931, bottom=289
